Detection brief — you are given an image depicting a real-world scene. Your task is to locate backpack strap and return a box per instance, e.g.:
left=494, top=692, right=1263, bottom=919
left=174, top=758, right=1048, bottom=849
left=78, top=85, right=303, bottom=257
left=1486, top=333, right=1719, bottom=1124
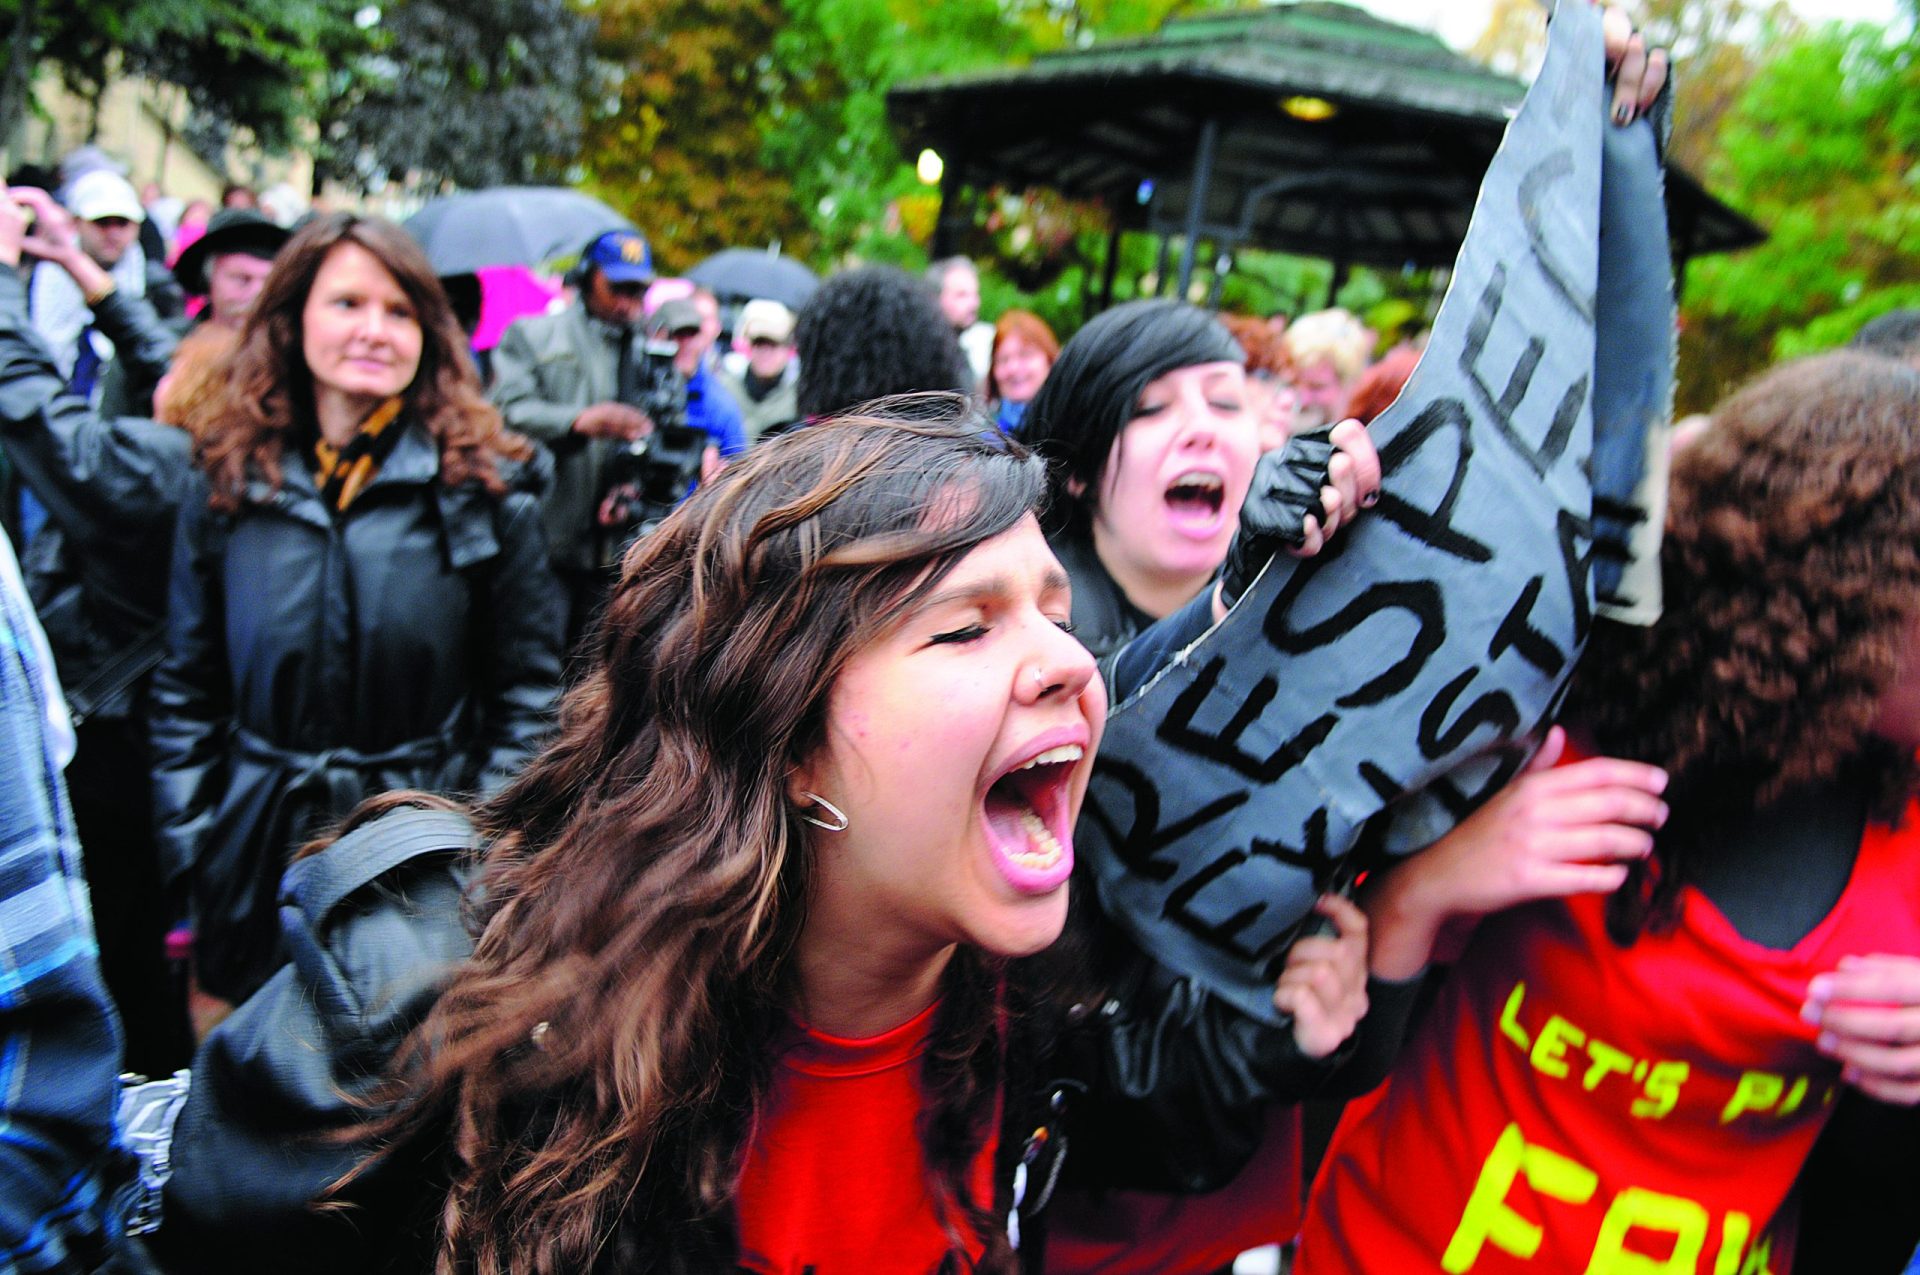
left=282, top=807, right=479, bottom=927
left=64, top=622, right=165, bottom=725
left=278, top=806, right=479, bottom=1027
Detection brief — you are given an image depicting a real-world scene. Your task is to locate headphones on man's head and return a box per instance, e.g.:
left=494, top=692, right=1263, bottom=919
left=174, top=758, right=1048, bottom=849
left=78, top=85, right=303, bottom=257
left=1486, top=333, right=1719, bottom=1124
left=567, top=229, right=655, bottom=297
left=563, top=233, right=605, bottom=293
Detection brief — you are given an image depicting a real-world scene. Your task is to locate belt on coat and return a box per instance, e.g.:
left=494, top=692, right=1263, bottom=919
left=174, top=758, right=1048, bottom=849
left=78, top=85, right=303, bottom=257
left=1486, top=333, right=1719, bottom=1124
left=230, top=726, right=458, bottom=820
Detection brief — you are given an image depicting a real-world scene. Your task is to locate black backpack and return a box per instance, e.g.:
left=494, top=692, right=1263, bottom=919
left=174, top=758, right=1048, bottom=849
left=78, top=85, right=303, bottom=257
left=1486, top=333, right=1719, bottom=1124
left=151, top=806, right=476, bottom=1273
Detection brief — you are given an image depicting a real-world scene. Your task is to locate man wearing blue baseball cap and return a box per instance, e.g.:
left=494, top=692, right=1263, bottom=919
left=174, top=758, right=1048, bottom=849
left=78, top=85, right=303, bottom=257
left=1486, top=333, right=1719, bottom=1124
left=491, top=228, right=661, bottom=637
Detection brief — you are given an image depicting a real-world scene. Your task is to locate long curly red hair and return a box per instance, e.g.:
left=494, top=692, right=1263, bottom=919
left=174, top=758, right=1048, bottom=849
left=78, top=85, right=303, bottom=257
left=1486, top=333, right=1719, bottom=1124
left=195, top=212, right=527, bottom=509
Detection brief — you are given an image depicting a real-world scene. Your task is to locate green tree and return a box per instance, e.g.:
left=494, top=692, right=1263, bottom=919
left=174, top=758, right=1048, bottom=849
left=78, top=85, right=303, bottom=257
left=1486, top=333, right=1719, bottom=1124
left=1677, top=18, right=1919, bottom=409
left=129, top=0, right=370, bottom=155
left=1, top=0, right=362, bottom=160
left=575, top=0, right=806, bottom=272
left=761, top=0, right=1230, bottom=292
left=318, top=0, right=596, bottom=194
left=761, top=0, right=1043, bottom=267
left=1630, top=0, right=1801, bottom=180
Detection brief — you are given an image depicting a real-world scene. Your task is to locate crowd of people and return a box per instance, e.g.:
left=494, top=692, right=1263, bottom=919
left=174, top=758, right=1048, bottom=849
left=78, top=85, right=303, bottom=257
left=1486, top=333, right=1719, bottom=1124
left=4, top=15, right=1920, bottom=1273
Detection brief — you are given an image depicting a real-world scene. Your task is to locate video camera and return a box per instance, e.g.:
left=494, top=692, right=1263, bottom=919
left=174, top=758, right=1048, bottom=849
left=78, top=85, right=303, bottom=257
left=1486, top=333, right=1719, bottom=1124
left=596, top=318, right=707, bottom=553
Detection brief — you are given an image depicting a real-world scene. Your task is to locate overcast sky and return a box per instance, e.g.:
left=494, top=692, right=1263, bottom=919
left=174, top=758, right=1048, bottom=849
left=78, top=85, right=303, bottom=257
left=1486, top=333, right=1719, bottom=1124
left=1346, top=0, right=1903, bottom=51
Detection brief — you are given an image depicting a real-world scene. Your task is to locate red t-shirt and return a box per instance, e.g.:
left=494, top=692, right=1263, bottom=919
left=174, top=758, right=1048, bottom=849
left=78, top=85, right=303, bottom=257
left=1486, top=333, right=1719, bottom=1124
left=1298, top=807, right=1920, bottom=1275
left=735, top=1001, right=1000, bottom=1274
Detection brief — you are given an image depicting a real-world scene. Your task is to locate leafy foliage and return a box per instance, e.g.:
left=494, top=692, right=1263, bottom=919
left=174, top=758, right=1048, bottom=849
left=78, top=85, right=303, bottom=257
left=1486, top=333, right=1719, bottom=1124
left=6, top=0, right=592, bottom=196
left=1676, top=17, right=1920, bottom=409
left=748, top=0, right=1243, bottom=331
left=1633, top=0, right=1801, bottom=177
left=320, top=0, right=596, bottom=193
left=1467, top=0, right=1916, bottom=411
left=759, top=0, right=1041, bottom=267
left=160, top=0, right=371, bottom=155
left=569, top=0, right=1210, bottom=284
left=4, top=0, right=366, bottom=156
left=575, top=0, right=808, bottom=273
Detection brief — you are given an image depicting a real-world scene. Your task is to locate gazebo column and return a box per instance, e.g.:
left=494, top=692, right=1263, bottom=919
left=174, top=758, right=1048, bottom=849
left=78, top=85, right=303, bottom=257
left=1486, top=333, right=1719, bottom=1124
left=930, top=154, right=969, bottom=261
left=1327, top=258, right=1351, bottom=307
left=1176, top=118, right=1220, bottom=300
left=1091, top=222, right=1123, bottom=318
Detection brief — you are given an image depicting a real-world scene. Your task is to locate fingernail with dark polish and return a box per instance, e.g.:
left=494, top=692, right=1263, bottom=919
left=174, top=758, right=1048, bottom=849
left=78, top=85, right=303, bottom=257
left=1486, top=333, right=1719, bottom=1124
left=1613, top=103, right=1633, bottom=125
left=1361, top=491, right=1380, bottom=507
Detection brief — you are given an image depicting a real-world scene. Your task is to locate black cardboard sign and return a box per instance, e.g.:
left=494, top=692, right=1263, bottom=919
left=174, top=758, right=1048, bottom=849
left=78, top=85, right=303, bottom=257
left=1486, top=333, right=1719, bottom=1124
left=1080, top=0, right=1675, bottom=1024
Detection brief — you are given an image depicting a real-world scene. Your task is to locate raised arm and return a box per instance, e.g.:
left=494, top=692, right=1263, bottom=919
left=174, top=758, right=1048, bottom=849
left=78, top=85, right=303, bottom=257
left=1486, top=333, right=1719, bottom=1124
left=1361, top=726, right=1668, bottom=981
left=0, top=188, right=191, bottom=539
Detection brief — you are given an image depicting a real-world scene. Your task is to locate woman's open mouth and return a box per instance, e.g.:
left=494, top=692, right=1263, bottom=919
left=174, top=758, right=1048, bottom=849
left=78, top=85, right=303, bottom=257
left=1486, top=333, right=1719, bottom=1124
left=1163, top=470, right=1227, bottom=537
left=981, top=743, right=1082, bottom=894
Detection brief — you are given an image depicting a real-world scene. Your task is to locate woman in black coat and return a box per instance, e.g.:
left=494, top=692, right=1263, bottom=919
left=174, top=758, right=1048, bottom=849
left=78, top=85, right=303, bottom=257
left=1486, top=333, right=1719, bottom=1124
left=150, top=213, right=564, bottom=1004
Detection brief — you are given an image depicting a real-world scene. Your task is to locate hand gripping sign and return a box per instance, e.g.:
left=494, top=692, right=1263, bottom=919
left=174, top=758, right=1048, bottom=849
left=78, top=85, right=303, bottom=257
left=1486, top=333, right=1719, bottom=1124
left=1079, top=0, right=1676, bottom=1025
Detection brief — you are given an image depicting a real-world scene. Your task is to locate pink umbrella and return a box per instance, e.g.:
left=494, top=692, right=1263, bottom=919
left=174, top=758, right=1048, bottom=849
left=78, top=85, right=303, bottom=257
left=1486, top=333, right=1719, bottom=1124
left=474, top=264, right=563, bottom=351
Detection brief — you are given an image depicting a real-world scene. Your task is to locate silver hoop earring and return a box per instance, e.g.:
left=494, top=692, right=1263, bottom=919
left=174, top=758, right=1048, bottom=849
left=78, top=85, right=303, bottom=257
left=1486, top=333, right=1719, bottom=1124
left=797, top=791, right=850, bottom=833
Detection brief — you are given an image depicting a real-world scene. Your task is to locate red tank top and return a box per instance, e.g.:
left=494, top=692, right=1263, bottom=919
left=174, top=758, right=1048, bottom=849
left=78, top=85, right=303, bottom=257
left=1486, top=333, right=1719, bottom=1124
left=1298, top=807, right=1920, bottom=1275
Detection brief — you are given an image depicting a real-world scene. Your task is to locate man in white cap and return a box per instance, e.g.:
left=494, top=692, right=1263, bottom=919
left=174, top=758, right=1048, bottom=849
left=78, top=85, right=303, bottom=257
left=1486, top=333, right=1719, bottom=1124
left=26, top=170, right=158, bottom=407
left=718, top=298, right=800, bottom=440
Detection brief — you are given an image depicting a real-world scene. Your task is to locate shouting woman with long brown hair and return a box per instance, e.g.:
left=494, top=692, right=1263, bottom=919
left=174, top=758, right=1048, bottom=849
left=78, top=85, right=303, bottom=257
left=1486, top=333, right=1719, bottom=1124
left=348, top=401, right=1385, bottom=1273
left=139, top=396, right=1391, bottom=1273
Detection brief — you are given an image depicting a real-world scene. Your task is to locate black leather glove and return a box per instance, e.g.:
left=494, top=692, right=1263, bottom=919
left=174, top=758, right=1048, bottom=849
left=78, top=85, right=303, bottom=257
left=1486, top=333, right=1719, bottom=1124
left=1218, top=422, right=1336, bottom=607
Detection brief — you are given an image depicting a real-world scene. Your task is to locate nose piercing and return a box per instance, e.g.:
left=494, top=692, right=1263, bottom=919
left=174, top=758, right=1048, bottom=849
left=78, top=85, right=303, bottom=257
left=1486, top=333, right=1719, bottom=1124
left=1032, top=668, right=1047, bottom=692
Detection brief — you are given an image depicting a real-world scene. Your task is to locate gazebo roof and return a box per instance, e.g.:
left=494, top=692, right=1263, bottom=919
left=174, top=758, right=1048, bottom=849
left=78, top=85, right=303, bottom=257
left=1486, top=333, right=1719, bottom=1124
left=888, top=2, right=1762, bottom=268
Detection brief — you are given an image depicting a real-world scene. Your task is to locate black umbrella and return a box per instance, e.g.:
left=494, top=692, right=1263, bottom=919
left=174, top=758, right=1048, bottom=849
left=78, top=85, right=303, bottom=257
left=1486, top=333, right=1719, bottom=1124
left=687, top=248, right=820, bottom=310
left=403, top=187, right=632, bottom=275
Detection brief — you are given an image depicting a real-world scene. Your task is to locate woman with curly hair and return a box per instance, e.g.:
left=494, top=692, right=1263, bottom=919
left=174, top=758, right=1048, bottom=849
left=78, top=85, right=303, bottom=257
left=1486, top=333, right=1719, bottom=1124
left=1297, top=350, right=1920, bottom=1274
left=786, top=265, right=969, bottom=431
left=150, top=212, right=565, bottom=1004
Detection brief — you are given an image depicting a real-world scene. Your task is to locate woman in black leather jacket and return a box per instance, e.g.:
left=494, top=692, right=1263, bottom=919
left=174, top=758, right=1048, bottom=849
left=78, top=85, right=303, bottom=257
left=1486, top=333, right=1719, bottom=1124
left=148, top=213, right=564, bottom=1006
